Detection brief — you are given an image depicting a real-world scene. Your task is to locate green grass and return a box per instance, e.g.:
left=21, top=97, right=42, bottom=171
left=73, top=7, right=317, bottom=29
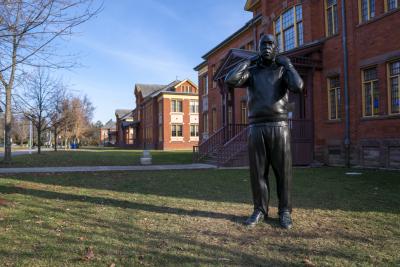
left=1, top=149, right=194, bottom=167
left=0, top=167, right=399, bottom=266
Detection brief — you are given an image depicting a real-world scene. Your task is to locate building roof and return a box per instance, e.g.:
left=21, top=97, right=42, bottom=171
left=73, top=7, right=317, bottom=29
left=135, top=84, right=166, bottom=98
left=115, top=109, right=133, bottom=119
left=194, top=61, right=207, bottom=71
left=103, top=119, right=116, bottom=129
left=138, top=79, right=198, bottom=102
left=201, top=14, right=262, bottom=60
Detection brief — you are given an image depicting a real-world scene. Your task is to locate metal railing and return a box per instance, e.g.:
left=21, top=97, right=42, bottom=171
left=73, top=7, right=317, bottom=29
left=194, top=119, right=313, bottom=166
left=194, top=124, right=247, bottom=162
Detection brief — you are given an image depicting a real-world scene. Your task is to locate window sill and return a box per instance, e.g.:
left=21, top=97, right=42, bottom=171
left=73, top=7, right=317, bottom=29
left=170, top=137, right=184, bottom=142
left=357, top=8, right=400, bottom=28
left=170, top=112, right=184, bottom=115
left=189, top=137, right=199, bottom=142
left=360, top=114, right=400, bottom=121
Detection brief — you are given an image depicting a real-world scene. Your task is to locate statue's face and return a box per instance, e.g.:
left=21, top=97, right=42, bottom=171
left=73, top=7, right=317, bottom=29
left=259, top=34, right=277, bottom=61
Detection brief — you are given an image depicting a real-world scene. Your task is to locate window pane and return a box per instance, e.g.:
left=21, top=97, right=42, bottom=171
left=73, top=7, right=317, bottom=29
left=388, top=0, right=398, bottom=10
left=276, top=33, right=283, bottom=52
left=177, top=100, right=182, bottom=112
left=328, top=7, right=334, bottom=36
left=390, top=77, right=399, bottom=113
left=327, top=0, right=337, bottom=6
left=337, top=88, right=341, bottom=118
left=370, top=0, right=375, bottom=17
left=333, top=5, right=339, bottom=34
left=284, top=27, right=295, bottom=51
left=330, top=89, right=337, bottom=119
left=275, top=18, right=281, bottom=33
left=390, top=61, right=400, bottom=76
left=361, top=0, right=369, bottom=21
left=373, top=81, right=379, bottom=114
left=171, top=100, right=174, bottom=112
left=365, top=83, right=372, bottom=116
left=296, top=5, right=302, bottom=21
left=178, top=125, right=182, bottom=136
left=330, top=77, right=340, bottom=88
left=297, top=22, right=303, bottom=46
left=282, top=8, right=294, bottom=29
left=364, top=68, right=377, bottom=81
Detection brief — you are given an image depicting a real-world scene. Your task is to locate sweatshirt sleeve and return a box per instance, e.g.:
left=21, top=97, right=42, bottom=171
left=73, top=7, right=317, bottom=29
left=224, top=60, right=251, bottom=88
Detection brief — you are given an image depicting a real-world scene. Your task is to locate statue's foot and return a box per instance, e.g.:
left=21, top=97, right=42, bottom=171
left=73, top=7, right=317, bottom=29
left=244, top=210, right=265, bottom=227
left=279, top=211, right=293, bottom=229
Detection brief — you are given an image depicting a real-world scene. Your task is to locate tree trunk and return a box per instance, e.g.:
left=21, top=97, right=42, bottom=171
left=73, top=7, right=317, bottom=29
left=37, top=124, right=41, bottom=154
left=4, top=84, right=12, bottom=163
left=54, top=127, right=58, bottom=152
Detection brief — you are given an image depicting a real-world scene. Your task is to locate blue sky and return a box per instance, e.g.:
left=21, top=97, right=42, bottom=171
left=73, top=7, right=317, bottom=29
left=62, top=0, right=252, bottom=124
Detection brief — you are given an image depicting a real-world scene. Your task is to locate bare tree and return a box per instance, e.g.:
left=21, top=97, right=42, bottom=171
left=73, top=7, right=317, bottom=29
left=11, top=114, right=29, bottom=145
left=0, top=0, right=102, bottom=162
left=59, top=95, right=93, bottom=147
left=16, top=67, right=60, bottom=154
left=49, top=82, right=67, bottom=151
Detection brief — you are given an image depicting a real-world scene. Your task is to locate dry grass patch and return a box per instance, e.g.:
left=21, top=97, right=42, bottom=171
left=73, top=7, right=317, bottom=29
left=0, top=168, right=399, bottom=266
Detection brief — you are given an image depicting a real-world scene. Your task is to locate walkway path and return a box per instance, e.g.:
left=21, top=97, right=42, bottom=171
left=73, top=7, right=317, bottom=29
left=0, top=163, right=217, bottom=174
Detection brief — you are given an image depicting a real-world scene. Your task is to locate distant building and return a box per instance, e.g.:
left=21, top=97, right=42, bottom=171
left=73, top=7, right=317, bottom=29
left=115, top=109, right=136, bottom=147
left=194, top=0, right=400, bottom=168
left=100, top=119, right=116, bottom=146
left=116, top=79, right=199, bottom=150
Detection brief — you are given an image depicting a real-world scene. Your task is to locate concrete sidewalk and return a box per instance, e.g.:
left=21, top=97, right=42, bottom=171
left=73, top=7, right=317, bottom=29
left=0, top=163, right=217, bottom=174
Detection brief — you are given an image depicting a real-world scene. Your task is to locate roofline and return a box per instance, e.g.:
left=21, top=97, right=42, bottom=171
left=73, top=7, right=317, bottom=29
left=244, top=0, right=260, bottom=11
left=115, top=109, right=134, bottom=120
left=194, top=61, right=207, bottom=71
left=201, top=14, right=262, bottom=60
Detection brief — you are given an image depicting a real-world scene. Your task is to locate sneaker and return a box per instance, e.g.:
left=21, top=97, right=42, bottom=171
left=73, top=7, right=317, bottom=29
left=279, top=211, right=293, bottom=229
left=244, top=210, right=264, bottom=227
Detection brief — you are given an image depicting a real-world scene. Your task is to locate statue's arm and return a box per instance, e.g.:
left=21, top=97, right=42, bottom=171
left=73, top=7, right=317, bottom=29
left=224, top=60, right=251, bottom=88
left=277, top=56, right=304, bottom=93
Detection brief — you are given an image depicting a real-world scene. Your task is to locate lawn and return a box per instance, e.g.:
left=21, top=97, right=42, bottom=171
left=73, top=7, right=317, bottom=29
left=0, top=168, right=399, bottom=266
left=1, top=149, right=194, bottom=167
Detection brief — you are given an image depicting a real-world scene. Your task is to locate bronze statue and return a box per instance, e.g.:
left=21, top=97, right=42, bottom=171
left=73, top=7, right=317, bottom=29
left=225, top=34, right=304, bottom=229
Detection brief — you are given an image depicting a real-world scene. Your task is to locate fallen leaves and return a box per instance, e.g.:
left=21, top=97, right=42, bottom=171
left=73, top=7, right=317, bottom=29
left=303, top=258, right=316, bottom=267
left=0, top=198, right=10, bottom=206
left=83, top=246, right=95, bottom=261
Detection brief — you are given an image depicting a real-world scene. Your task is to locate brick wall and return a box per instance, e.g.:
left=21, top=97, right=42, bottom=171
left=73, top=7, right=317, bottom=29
left=196, top=0, right=400, bottom=168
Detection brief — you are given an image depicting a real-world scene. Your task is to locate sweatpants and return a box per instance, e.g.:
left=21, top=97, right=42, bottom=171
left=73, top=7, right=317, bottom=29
left=248, top=121, right=292, bottom=215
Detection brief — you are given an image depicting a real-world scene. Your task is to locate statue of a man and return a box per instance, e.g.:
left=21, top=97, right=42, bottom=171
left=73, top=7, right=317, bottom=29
left=225, top=34, right=304, bottom=229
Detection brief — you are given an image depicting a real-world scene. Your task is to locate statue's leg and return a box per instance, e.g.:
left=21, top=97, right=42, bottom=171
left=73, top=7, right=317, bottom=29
left=270, top=124, right=292, bottom=215
left=248, top=125, right=270, bottom=215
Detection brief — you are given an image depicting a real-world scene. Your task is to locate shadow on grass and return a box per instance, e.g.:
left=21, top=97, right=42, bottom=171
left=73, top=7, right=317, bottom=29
left=0, top=185, right=246, bottom=224
left=2, top=168, right=400, bottom=213
left=0, top=200, right=370, bottom=266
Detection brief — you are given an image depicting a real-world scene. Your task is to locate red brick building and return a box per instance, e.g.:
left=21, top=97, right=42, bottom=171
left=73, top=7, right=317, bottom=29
left=115, top=109, right=136, bottom=147
left=194, top=0, right=400, bottom=168
left=116, top=79, right=199, bottom=150
left=99, top=119, right=116, bottom=146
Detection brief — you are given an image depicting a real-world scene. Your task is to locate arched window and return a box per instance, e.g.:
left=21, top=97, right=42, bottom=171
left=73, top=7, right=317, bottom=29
left=274, top=5, right=303, bottom=52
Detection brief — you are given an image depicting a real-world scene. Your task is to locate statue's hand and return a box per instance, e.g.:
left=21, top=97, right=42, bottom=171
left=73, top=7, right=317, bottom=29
left=275, top=55, right=293, bottom=69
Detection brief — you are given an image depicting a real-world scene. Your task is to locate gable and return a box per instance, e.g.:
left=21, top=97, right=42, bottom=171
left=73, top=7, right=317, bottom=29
left=174, top=79, right=198, bottom=94
left=214, top=48, right=257, bottom=81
